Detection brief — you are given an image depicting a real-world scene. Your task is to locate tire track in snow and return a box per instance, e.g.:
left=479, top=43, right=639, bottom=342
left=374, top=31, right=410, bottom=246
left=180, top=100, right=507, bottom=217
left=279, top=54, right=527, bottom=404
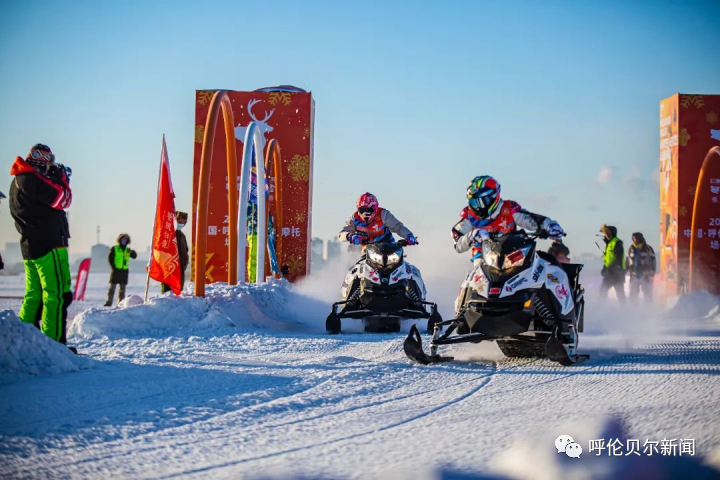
left=34, top=359, right=501, bottom=477
left=157, top=362, right=500, bottom=478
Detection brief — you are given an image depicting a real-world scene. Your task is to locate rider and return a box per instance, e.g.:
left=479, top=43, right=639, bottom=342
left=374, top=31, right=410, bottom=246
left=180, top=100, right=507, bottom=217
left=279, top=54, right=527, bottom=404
left=452, top=175, right=564, bottom=261
left=339, top=192, right=418, bottom=247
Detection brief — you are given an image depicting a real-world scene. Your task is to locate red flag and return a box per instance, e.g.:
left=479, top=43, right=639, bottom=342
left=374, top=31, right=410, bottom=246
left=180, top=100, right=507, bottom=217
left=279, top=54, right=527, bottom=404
left=73, top=258, right=91, bottom=301
left=148, top=136, right=182, bottom=294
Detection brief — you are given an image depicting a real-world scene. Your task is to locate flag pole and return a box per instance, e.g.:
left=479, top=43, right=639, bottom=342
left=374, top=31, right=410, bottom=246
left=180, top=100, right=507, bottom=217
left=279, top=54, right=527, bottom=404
left=145, top=135, right=166, bottom=303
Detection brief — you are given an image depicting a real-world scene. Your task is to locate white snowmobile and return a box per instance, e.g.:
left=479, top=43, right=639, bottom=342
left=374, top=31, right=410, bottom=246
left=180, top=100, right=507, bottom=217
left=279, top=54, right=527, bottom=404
left=404, top=229, right=588, bottom=366
left=326, top=239, right=442, bottom=334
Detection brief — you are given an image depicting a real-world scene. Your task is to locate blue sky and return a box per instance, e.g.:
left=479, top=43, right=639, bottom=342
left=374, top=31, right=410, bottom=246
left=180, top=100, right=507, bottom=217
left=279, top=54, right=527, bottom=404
left=1, top=0, right=719, bottom=258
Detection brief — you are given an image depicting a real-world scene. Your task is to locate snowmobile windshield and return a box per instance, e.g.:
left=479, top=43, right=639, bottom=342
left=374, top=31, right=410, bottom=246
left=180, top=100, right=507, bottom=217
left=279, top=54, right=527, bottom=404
left=481, top=232, right=536, bottom=273
left=366, top=242, right=404, bottom=272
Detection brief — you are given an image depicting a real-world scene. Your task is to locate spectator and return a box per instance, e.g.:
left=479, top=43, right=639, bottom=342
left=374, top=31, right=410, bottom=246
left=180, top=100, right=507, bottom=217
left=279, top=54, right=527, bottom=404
left=161, top=211, right=189, bottom=293
left=8, top=144, right=74, bottom=346
left=627, top=232, right=656, bottom=303
left=600, top=224, right=626, bottom=304
left=105, top=233, right=137, bottom=306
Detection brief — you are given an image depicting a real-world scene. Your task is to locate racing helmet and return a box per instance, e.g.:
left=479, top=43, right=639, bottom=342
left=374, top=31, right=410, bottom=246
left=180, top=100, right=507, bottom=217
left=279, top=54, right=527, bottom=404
left=467, top=175, right=501, bottom=218
left=356, top=192, right=379, bottom=221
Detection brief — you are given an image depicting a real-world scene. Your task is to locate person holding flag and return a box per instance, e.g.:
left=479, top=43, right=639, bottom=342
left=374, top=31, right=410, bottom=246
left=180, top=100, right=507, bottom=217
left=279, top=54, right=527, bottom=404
left=161, top=211, right=189, bottom=293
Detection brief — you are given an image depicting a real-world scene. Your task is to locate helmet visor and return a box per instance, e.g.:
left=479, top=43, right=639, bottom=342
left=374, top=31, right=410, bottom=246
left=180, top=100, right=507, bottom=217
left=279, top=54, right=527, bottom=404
left=468, top=188, right=498, bottom=209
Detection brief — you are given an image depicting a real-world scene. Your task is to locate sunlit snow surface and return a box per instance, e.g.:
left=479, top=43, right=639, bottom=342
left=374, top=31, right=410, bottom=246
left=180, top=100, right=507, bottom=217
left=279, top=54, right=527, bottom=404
left=1, top=269, right=719, bottom=479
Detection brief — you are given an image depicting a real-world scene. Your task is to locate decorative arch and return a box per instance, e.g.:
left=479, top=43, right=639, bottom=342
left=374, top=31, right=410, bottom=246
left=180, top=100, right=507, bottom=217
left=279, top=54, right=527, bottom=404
left=265, top=139, right=284, bottom=277
left=237, top=123, right=267, bottom=283
left=689, top=146, right=720, bottom=290
left=194, top=91, right=238, bottom=296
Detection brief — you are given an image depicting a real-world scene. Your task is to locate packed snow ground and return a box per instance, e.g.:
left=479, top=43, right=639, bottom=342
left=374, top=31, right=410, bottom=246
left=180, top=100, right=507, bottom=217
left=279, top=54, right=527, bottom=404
left=1, top=258, right=720, bottom=479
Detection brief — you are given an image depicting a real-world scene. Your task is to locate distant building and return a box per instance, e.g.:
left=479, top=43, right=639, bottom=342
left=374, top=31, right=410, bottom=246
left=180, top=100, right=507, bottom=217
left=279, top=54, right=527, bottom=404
left=326, top=238, right=342, bottom=264
left=90, top=244, right=111, bottom=272
left=311, top=237, right=325, bottom=269
left=576, top=253, right=602, bottom=274
left=0, top=242, right=23, bottom=274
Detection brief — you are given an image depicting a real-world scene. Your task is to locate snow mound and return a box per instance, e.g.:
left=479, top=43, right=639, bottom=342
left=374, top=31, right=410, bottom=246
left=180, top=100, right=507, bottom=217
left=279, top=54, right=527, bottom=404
left=492, top=415, right=720, bottom=480
left=119, top=294, right=144, bottom=307
left=69, top=279, right=329, bottom=339
left=664, top=291, right=720, bottom=321
left=0, top=310, right=93, bottom=376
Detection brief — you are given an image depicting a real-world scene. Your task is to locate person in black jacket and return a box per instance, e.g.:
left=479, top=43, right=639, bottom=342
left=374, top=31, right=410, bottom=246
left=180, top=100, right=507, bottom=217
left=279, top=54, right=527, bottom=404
left=627, top=232, right=656, bottom=303
left=105, top=233, right=137, bottom=306
left=161, top=211, right=190, bottom=294
left=9, top=144, right=73, bottom=345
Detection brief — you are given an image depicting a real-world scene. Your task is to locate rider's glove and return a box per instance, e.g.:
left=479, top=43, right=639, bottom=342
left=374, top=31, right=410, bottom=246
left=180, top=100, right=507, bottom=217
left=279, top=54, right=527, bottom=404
left=347, top=233, right=366, bottom=245
left=545, top=221, right=565, bottom=239
left=472, top=228, right=490, bottom=242
left=405, top=234, right=418, bottom=245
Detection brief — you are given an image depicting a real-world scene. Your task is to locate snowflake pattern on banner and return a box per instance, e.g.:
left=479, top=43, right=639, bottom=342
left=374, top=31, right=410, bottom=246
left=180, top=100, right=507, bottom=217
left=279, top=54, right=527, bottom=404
left=679, top=128, right=691, bottom=147
left=197, top=91, right=214, bottom=106
left=268, top=92, right=292, bottom=106
left=680, top=95, right=705, bottom=109
left=195, top=125, right=205, bottom=144
left=288, top=154, right=310, bottom=182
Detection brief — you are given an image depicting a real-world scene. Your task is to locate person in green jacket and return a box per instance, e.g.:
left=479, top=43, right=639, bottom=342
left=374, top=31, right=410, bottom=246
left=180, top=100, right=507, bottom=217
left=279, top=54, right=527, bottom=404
left=104, top=233, right=137, bottom=307
left=600, top=224, right=626, bottom=304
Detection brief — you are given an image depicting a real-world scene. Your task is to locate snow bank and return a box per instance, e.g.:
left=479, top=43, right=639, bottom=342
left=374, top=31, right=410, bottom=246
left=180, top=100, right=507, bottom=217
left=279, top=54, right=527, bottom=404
left=0, top=310, right=93, bottom=376
left=491, top=415, right=720, bottom=480
left=69, top=279, right=330, bottom=339
left=664, top=291, right=720, bottom=322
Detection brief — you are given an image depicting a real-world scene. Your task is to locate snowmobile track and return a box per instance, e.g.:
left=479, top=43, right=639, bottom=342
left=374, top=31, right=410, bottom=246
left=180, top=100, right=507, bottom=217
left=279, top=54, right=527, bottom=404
left=157, top=362, right=500, bottom=478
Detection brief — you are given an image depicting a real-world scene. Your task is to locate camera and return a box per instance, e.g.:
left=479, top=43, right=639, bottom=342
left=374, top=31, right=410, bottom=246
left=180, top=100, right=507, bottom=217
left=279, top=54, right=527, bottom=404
left=48, top=163, right=72, bottom=180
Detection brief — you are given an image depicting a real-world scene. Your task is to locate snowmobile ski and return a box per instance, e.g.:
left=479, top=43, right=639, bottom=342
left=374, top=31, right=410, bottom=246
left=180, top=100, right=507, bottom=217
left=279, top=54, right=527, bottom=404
left=403, top=324, right=454, bottom=364
left=545, top=327, right=589, bottom=366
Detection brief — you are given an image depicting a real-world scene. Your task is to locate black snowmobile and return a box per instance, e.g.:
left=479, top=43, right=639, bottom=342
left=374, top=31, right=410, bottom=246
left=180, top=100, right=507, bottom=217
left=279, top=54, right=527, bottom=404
left=403, top=230, right=588, bottom=366
left=326, top=239, right=442, bottom=334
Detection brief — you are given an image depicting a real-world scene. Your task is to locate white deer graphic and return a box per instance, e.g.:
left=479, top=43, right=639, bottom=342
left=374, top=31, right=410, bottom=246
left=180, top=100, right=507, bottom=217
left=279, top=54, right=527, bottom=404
left=234, top=99, right=275, bottom=152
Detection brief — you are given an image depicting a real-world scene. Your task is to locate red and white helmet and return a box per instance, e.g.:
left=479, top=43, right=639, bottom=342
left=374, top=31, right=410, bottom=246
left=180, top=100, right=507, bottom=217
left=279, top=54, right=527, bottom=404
left=356, top=192, right=379, bottom=221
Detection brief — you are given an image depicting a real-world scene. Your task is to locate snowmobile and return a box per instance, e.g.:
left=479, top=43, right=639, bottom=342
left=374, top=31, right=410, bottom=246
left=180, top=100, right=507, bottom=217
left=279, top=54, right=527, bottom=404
left=403, top=229, right=588, bottom=366
left=326, top=239, right=442, bottom=334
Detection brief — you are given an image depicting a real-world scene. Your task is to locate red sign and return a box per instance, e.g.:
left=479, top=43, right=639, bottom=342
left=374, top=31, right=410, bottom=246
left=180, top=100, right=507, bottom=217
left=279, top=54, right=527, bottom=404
left=192, top=89, right=314, bottom=283
left=659, top=94, right=720, bottom=295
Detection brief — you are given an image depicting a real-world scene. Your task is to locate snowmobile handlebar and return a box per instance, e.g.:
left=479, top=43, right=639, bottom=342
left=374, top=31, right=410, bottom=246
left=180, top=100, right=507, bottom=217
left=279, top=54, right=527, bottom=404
left=484, top=230, right=565, bottom=244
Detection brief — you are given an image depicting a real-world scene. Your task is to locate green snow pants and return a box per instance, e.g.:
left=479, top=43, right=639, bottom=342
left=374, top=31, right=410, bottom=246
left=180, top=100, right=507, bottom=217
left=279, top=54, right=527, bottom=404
left=19, top=247, right=72, bottom=343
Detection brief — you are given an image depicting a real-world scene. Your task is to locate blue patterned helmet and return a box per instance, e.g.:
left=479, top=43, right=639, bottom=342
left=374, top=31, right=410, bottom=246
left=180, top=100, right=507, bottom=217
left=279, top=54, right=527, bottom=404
left=467, top=175, right=501, bottom=217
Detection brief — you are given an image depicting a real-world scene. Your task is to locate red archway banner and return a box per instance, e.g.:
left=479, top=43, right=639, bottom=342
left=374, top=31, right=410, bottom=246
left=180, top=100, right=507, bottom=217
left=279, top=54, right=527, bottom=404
left=659, top=93, right=720, bottom=295
left=192, top=89, right=314, bottom=284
